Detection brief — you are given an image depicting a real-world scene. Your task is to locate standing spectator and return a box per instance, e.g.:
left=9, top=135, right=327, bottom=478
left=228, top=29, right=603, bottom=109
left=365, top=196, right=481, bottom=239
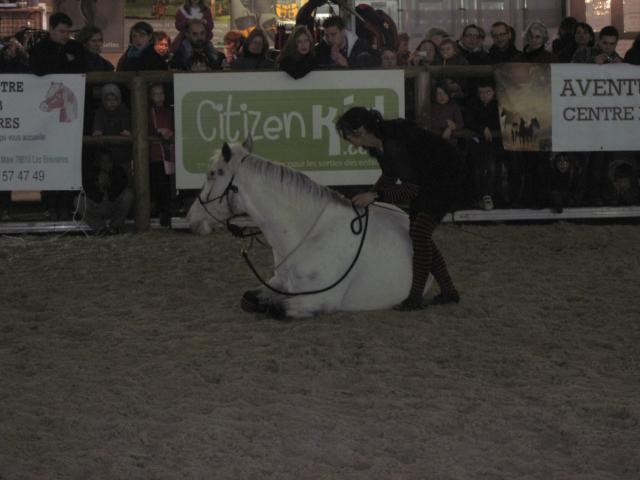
left=277, top=25, right=317, bottom=79
left=396, top=32, right=410, bottom=66
left=487, top=21, right=520, bottom=64
left=232, top=28, right=275, bottom=69
left=171, top=0, right=214, bottom=53
left=139, top=31, right=172, bottom=70
left=425, top=27, right=449, bottom=47
left=514, top=21, right=558, bottom=63
left=148, top=83, right=174, bottom=226
left=171, top=19, right=223, bottom=70
left=79, top=149, right=133, bottom=234
left=314, top=16, right=379, bottom=68
left=76, top=25, right=114, bottom=72
left=222, top=30, right=245, bottom=68
left=589, top=26, right=623, bottom=64
left=552, top=16, right=578, bottom=57
left=408, top=39, right=441, bottom=66
left=28, top=12, right=85, bottom=75
left=430, top=83, right=464, bottom=147
left=623, top=33, right=640, bottom=64
left=0, top=36, right=30, bottom=73
left=464, top=80, right=504, bottom=210
left=117, top=21, right=154, bottom=71
left=458, top=24, right=488, bottom=64
left=567, top=22, right=595, bottom=63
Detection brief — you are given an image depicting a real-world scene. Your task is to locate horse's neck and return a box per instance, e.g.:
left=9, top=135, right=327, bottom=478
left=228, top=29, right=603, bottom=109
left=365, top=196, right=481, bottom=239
left=238, top=175, right=329, bottom=256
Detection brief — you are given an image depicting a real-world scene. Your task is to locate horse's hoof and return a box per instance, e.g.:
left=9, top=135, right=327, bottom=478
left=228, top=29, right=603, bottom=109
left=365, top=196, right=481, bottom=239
left=241, top=290, right=268, bottom=313
left=267, top=303, right=288, bottom=321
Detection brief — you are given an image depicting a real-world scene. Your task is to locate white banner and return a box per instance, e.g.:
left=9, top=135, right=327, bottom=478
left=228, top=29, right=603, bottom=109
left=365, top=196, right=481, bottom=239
left=0, top=74, right=85, bottom=191
left=174, top=70, right=405, bottom=189
left=552, top=64, right=640, bottom=151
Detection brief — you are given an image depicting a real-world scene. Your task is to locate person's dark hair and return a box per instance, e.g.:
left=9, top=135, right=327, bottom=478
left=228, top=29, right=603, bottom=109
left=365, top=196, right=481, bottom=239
left=431, top=81, right=452, bottom=102
left=49, top=12, right=73, bottom=30
left=558, top=16, right=578, bottom=36
left=129, top=21, right=153, bottom=43
left=476, top=78, right=495, bottom=90
left=186, top=51, right=213, bottom=70
left=336, top=107, right=384, bottom=150
left=398, top=32, right=410, bottom=43
left=323, top=16, right=345, bottom=31
left=574, top=22, right=595, bottom=47
left=243, top=28, right=269, bottom=57
left=599, top=25, right=619, bottom=40
left=462, top=24, right=481, bottom=38
left=75, top=25, right=102, bottom=46
left=152, top=31, right=170, bottom=44
left=491, top=21, right=510, bottom=31
left=633, top=32, right=640, bottom=49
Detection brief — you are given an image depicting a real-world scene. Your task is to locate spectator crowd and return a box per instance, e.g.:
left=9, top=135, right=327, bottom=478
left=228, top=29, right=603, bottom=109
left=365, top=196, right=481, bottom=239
left=1, top=6, right=639, bottom=229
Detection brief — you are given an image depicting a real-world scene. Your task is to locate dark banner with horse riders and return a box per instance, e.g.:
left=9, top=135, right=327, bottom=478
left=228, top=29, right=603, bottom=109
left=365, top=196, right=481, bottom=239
left=54, top=0, right=125, bottom=52
left=495, top=63, right=552, bottom=152
left=495, top=63, right=640, bottom=152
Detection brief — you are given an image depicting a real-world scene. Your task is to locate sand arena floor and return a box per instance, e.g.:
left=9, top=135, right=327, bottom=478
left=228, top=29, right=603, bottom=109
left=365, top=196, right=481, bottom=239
left=1, top=223, right=639, bottom=479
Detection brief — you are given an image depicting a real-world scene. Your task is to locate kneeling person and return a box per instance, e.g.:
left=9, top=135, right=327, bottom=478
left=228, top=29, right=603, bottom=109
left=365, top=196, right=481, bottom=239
left=79, top=149, right=133, bottom=234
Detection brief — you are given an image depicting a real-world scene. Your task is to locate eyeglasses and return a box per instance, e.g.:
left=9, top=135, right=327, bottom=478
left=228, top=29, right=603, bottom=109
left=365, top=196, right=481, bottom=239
left=491, top=32, right=509, bottom=38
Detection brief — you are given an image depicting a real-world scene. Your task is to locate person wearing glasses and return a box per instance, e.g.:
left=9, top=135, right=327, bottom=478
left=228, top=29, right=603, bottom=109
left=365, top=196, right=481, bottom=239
left=487, top=21, right=520, bottom=64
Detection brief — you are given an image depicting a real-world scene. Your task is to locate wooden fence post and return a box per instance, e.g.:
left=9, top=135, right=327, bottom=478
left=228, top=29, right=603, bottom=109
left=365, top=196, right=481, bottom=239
left=131, top=75, right=150, bottom=232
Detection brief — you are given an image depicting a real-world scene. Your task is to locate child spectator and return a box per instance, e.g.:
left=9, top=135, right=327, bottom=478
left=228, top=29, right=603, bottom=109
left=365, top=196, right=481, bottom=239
left=396, top=32, right=410, bottom=66
left=464, top=80, right=503, bottom=210
left=79, top=149, right=133, bottom=234
left=277, top=25, right=317, bottom=79
left=232, top=28, right=275, bottom=69
left=139, top=31, right=172, bottom=70
left=171, top=0, right=214, bottom=54
left=222, top=30, right=245, bottom=68
left=148, top=83, right=175, bottom=227
left=380, top=47, right=398, bottom=68
left=430, top=83, right=464, bottom=147
left=187, top=51, right=214, bottom=72
left=117, top=21, right=154, bottom=71
left=439, top=38, right=468, bottom=65
left=92, top=83, right=131, bottom=176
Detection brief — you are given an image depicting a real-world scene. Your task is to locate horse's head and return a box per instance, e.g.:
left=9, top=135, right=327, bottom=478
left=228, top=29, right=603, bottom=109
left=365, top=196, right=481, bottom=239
left=39, top=82, right=64, bottom=113
left=187, top=137, right=253, bottom=235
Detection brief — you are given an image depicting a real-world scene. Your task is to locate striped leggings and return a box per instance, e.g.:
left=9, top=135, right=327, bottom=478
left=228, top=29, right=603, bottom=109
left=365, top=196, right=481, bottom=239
left=408, top=212, right=458, bottom=301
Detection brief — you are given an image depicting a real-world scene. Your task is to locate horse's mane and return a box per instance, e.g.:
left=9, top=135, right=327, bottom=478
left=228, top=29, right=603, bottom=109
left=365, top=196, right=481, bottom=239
left=239, top=153, right=351, bottom=208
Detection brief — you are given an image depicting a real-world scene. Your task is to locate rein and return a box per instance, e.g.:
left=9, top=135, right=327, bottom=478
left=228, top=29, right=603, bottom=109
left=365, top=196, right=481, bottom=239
left=241, top=203, right=370, bottom=297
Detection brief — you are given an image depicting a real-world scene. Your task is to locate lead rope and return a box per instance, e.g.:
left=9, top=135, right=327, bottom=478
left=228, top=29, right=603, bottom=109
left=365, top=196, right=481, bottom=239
left=241, top=204, right=369, bottom=297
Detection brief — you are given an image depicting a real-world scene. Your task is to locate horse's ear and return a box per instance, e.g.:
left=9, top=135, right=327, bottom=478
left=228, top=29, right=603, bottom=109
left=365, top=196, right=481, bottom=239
left=242, top=135, right=253, bottom=152
left=221, top=142, right=232, bottom=162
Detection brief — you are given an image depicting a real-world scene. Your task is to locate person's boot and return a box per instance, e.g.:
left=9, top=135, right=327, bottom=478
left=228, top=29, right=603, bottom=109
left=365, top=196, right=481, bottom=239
left=393, top=296, right=426, bottom=311
left=430, top=291, right=460, bottom=306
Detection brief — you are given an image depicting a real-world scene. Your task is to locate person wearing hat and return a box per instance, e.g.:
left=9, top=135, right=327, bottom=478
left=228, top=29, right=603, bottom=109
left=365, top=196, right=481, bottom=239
left=336, top=107, right=469, bottom=311
left=92, top=83, right=132, bottom=177
left=117, top=21, right=154, bottom=71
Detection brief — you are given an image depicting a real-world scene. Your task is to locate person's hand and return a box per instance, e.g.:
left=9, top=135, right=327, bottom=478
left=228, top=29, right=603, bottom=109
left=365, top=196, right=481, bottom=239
left=594, top=53, right=608, bottom=64
left=612, top=55, right=623, bottom=63
left=442, top=127, right=452, bottom=140
left=330, top=44, right=348, bottom=67
left=352, top=191, right=378, bottom=207
left=446, top=119, right=457, bottom=130
left=92, top=130, right=103, bottom=136
left=483, top=127, right=492, bottom=143
left=157, top=128, right=173, bottom=140
left=120, top=130, right=131, bottom=136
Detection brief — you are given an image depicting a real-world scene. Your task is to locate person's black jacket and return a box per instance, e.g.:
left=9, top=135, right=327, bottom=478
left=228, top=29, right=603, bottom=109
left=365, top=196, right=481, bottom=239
left=83, top=158, right=129, bottom=203
left=314, top=30, right=379, bottom=68
left=117, top=44, right=153, bottom=71
left=28, top=37, right=86, bottom=75
left=624, top=45, right=640, bottom=65
left=487, top=43, right=520, bottom=64
left=464, top=98, right=502, bottom=145
left=84, top=51, right=114, bottom=72
left=278, top=55, right=317, bottom=79
left=170, top=40, right=223, bottom=70
left=137, top=47, right=171, bottom=71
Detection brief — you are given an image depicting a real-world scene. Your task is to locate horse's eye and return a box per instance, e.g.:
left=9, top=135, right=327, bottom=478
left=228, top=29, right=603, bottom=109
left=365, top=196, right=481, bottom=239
left=217, top=169, right=225, bottom=176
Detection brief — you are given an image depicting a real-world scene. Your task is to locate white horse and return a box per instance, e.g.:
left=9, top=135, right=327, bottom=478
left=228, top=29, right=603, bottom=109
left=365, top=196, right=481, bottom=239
left=187, top=138, right=432, bottom=318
